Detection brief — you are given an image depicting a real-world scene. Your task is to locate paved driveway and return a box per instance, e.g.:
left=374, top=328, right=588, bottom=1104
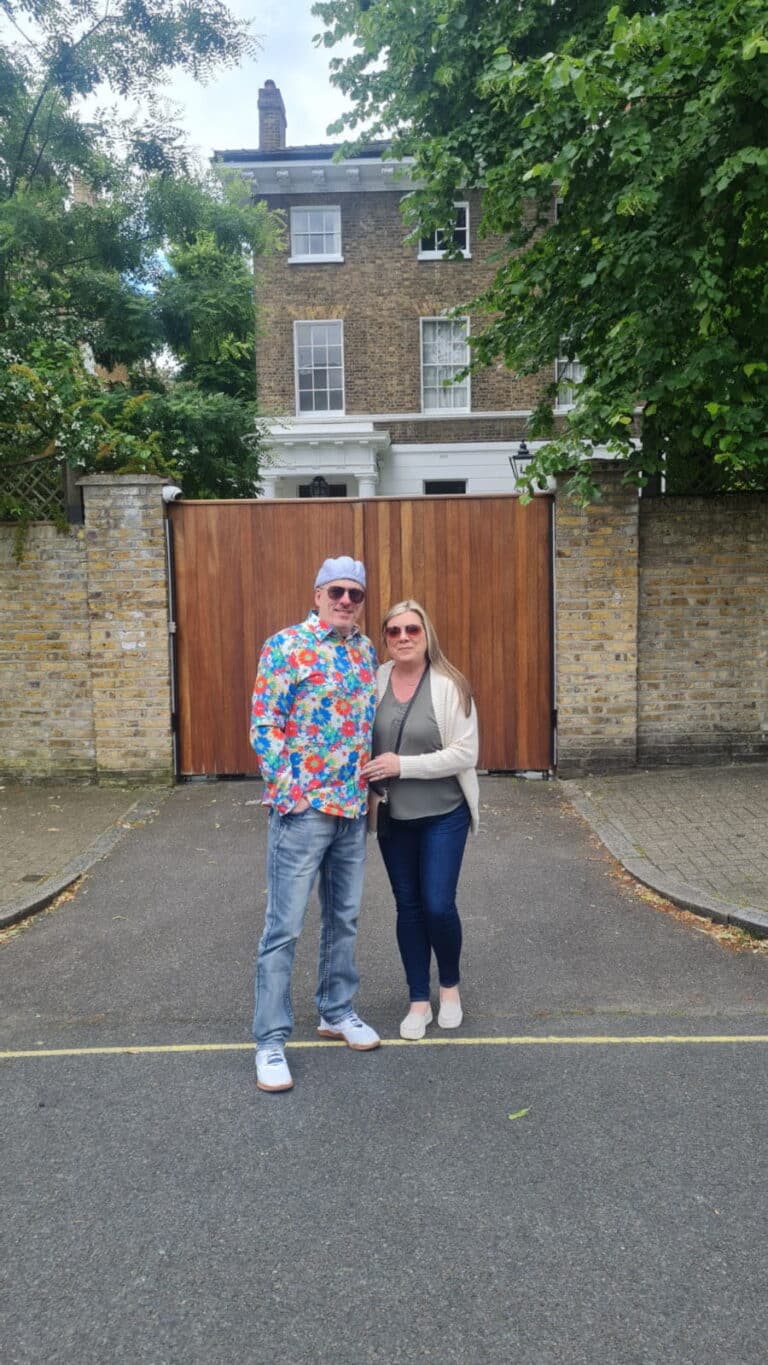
left=2, top=779, right=767, bottom=1364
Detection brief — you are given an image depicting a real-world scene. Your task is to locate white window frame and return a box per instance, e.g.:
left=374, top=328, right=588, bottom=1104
left=417, top=202, right=470, bottom=260
left=555, top=346, right=585, bottom=411
left=420, top=317, right=471, bottom=414
left=294, top=320, right=345, bottom=417
left=288, top=205, right=343, bottom=264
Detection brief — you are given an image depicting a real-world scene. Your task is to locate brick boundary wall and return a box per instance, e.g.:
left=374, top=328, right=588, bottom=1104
left=555, top=468, right=768, bottom=775
left=638, top=495, right=768, bottom=765
left=0, top=476, right=174, bottom=784
left=0, top=522, right=95, bottom=778
left=2, top=469, right=767, bottom=781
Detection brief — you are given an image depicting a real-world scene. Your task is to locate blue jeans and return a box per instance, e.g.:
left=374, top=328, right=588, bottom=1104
left=378, top=801, right=470, bottom=1002
left=253, top=807, right=367, bottom=1046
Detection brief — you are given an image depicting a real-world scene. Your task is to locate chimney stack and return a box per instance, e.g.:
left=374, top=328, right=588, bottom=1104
left=258, top=80, right=287, bottom=152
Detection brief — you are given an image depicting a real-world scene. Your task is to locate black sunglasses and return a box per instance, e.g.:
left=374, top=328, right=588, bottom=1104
left=326, top=585, right=365, bottom=604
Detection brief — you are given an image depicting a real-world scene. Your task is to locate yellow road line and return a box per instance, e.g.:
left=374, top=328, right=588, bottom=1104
left=2, top=1034, right=768, bottom=1060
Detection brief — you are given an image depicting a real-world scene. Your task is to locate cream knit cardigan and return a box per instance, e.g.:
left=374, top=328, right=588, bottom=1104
left=375, top=661, right=480, bottom=832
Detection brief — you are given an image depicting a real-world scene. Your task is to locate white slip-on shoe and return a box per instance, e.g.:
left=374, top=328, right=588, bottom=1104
left=255, top=1045, right=294, bottom=1092
left=437, top=996, right=463, bottom=1029
left=317, top=1011, right=381, bottom=1050
left=400, top=1005, right=433, bottom=1040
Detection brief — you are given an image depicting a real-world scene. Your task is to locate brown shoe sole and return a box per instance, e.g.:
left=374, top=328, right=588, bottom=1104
left=256, top=1077, right=294, bottom=1092
left=316, top=1028, right=381, bottom=1051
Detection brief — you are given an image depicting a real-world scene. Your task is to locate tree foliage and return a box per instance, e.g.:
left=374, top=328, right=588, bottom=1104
left=0, top=0, right=276, bottom=515
left=314, top=0, right=768, bottom=496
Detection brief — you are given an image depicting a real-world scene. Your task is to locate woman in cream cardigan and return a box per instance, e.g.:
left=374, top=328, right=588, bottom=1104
left=361, top=600, right=479, bottom=1040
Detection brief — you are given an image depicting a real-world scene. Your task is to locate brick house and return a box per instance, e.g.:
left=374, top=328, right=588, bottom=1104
left=213, top=80, right=568, bottom=499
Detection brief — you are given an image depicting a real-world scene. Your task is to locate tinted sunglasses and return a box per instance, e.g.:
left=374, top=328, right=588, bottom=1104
left=326, top=585, right=365, bottom=604
left=385, top=623, right=423, bottom=639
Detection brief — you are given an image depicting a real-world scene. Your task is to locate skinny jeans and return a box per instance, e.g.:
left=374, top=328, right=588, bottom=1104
left=378, top=800, right=470, bottom=1001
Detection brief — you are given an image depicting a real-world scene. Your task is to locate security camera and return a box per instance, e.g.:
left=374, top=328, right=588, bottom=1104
left=162, top=485, right=183, bottom=503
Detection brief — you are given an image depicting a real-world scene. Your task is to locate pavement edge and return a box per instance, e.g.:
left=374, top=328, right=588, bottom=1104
left=560, top=780, right=768, bottom=941
left=0, top=792, right=172, bottom=931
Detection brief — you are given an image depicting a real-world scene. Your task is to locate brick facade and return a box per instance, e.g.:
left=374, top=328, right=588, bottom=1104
left=379, top=417, right=534, bottom=446
left=213, top=84, right=566, bottom=497
left=0, top=477, right=174, bottom=784
left=255, top=189, right=547, bottom=428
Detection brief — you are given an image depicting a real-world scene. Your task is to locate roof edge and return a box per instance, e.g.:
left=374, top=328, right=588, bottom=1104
left=213, top=141, right=398, bottom=164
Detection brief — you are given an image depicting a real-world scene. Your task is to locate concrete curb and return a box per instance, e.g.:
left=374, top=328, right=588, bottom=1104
left=561, top=781, right=768, bottom=941
left=0, top=793, right=170, bottom=931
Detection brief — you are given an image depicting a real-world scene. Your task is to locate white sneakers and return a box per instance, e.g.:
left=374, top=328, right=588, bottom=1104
left=255, top=1045, right=293, bottom=1092
left=256, top=1012, right=381, bottom=1093
left=316, top=1011, right=381, bottom=1050
left=257, top=1000, right=463, bottom=1084
left=400, top=1004, right=433, bottom=1040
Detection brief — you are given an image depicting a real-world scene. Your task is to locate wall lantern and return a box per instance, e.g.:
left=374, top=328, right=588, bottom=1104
left=508, top=440, right=533, bottom=482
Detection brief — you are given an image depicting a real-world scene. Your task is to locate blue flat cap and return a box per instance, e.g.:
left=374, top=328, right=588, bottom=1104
left=314, top=556, right=366, bottom=589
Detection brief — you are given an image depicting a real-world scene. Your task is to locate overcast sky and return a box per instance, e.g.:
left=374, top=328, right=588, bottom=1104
left=2, top=1, right=361, bottom=167
left=162, top=1, right=359, bottom=161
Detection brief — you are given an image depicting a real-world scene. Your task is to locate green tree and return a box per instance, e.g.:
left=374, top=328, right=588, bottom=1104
left=97, top=171, right=278, bottom=499
left=0, top=0, right=276, bottom=512
left=315, top=0, right=768, bottom=497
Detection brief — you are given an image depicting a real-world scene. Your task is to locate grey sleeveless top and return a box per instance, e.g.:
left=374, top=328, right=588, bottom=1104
left=372, top=673, right=463, bottom=821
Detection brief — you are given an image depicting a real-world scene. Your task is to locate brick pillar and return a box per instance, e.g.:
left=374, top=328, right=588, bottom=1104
left=80, top=475, right=174, bottom=784
left=555, top=464, right=639, bottom=774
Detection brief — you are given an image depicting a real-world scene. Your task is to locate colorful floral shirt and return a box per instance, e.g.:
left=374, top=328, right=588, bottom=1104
left=250, top=611, right=378, bottom=818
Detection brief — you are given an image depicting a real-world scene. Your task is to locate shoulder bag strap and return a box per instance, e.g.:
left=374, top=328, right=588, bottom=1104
left=376, top=665, right=430, bottom=806
left=392, top=664, right=430, bottom=755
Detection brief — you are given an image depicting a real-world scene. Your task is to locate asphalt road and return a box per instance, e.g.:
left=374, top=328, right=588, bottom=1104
left=2, top=779, right=767, bottom=1364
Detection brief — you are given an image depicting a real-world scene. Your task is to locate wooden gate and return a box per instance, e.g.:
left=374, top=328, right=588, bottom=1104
left=168, top=494, right=553, bottom=775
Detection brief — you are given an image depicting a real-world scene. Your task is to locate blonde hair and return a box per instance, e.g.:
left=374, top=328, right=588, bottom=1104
left=382, top=599, right=473, bottom=717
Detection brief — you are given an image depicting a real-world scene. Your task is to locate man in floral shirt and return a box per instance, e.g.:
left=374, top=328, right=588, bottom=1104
left=249, top=555, right=380, bottom=1092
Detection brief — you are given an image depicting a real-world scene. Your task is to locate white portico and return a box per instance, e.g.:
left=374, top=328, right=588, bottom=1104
left=259, top=421, right=390, bottom=499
